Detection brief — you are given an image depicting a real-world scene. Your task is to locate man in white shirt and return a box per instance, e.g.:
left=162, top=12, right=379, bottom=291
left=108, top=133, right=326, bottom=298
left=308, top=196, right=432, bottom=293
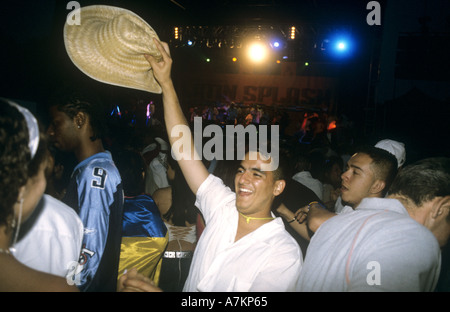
left=144, top=39, right=302, bottom=292
left=296, top=157, right=450, bottom=291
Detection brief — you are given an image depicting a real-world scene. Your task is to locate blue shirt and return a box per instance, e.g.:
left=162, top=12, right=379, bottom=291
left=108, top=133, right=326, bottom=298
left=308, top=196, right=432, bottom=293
left=63, top=151, right=124, bottom=292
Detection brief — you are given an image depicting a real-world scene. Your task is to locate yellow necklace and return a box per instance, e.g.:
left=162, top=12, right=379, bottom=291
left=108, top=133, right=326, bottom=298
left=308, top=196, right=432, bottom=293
left=239, top=212, right=274, bottom=224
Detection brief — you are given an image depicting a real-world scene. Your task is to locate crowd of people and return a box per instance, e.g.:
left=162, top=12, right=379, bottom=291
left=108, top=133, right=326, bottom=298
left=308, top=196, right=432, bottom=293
left=1, top=38, right=449, bottom=292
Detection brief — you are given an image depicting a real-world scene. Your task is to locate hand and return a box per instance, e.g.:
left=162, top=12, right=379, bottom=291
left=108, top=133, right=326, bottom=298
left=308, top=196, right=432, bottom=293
left=294, top=205, right=310, bottom=224
left=294, top=202, right=337, bottom=233
left=144, top=38, right=173, bottom=86
left=118, top=268, right=163, bottom=292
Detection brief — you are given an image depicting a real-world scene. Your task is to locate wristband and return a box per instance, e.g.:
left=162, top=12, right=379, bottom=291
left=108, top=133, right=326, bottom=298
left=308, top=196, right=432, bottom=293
left=308, top=201, right=326, bottom=210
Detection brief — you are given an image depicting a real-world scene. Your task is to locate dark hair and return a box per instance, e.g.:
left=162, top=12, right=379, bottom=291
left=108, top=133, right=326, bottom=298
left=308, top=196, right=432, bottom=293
left=48, top=89, right=107, bottom=141
left=113, top=149, right=145, bottom=197
left=389, top=157, right=450, bottom=211
left=164, top=154, right=198, bottom=226
left=354, top=145, right=398, bottom=197
left=0, top=100, right=48, bottom=226
left=244, top=132, right=289, bottom=182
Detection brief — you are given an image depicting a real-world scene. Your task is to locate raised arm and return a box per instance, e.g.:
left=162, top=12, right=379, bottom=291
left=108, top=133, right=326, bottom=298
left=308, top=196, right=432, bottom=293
left=145, top=39, right=209, bottom=194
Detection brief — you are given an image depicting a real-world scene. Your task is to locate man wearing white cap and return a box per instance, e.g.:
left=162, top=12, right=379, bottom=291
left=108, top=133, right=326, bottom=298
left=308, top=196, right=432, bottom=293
left=375, top=139, right=406, bottom=168
left=143, top=137, right=170, bottom=195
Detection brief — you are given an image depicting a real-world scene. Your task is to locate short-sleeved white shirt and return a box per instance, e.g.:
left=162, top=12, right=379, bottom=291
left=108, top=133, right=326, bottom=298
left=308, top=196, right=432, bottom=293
left=297, top=197, right=441, bottom=291
left=13, top=194, right=84, bottom=278
left=183, top=174, right=302, bottom=292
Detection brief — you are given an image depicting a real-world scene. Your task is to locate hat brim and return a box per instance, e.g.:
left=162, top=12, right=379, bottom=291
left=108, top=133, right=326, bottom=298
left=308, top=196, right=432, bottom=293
left=64, top=5, right=162, bottom=94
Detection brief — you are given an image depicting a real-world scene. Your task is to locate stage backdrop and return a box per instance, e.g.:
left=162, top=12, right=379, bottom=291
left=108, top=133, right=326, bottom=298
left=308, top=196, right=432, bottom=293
left=175, top=63, right=337, bottom=112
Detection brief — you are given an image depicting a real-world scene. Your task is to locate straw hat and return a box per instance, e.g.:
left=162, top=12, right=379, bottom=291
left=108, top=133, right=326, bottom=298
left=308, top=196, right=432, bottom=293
left=64, top=5, right=163, bottom=93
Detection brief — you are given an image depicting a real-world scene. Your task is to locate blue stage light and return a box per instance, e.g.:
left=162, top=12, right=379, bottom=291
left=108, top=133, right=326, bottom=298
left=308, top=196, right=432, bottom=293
left=328, top=33, right=355, bottom=58
left=336, top=41, right=347, bottom=51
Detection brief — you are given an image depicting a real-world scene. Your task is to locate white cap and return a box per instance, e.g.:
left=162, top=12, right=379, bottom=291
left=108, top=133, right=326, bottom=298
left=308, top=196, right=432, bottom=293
left=155, top=137, right=169, bottom=151
left=141, top=143, right=157, bottom=155
left=375, top=139, right=406, bottom=168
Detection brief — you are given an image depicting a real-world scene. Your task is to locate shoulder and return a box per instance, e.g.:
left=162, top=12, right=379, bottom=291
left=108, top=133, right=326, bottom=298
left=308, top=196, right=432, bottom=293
left=33, top=194, right=83, bottom=235
left=77, top=153, right=121, bottom=185
left=152, top=187, right=172, bottom=212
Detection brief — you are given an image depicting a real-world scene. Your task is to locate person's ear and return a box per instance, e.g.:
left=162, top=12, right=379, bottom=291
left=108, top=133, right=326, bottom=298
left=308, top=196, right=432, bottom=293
left=74, top=112, right=87, bottom=129
left=430, top=196, right=450, bottom=220
left=273, top=180, right=286, bottom=196
left=370, top=179, right=385, bottom=196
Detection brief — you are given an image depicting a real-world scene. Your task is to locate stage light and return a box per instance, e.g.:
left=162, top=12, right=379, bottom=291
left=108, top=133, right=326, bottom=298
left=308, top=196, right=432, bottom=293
left=290, top=26, right=296, bottom=40
left=232, top=57, right=237, bottom=62
left=320, top=32, right=355, bottom=59
left=248, top=42, right=268, bottom=63
left=187, top=40, right=193, bottom=46
left=336, top=41, right=347, bottom=51
left=305, top=62, right=309, bottom=66
left=174, top=27, right=179, bottom=40
left=329, top=33, right=354, bottom=58
left=206, top=58, right=211, bottom=62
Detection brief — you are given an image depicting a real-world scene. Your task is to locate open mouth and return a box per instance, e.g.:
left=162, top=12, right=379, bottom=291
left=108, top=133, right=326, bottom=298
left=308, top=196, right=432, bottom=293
left=238, top=187, right=253, bottom=197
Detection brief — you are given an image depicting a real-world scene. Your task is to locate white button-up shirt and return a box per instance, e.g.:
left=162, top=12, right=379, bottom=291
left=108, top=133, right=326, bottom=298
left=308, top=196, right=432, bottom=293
left=183, top=174, right=302, bottom=292
left=297, top=197, right=441, bottom=291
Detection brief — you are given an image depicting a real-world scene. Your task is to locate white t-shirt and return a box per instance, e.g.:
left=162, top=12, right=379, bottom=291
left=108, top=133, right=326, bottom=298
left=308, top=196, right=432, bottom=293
left=297, top=197, right=441, bottom=291
left=13, top=194, right=84, bottom=278
left=183, top=174, right=302, bottom=292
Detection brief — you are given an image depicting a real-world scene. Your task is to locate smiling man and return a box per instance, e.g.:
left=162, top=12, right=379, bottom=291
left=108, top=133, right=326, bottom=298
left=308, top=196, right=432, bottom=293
left=144, top=39, right=302, bottom=292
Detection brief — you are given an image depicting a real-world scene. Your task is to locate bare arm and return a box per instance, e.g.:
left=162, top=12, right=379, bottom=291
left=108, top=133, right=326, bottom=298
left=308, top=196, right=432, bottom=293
left=145, top=39, right=209, bottom=194
left=276, top=203, right=311, bottom=240
left=0, top=256, right=78, bottom=292
left=277, top=202, right=337, bottom=240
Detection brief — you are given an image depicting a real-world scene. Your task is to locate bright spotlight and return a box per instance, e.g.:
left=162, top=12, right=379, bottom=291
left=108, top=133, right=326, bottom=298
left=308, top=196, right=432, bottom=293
left=187, top=40, right=193, bottom=46
left=326, top=33, right=355, bottom=58
left=248, top=42, right=268, bottom=62
left=336, top=41, right=347, bottom=51
left=273, top=41, right=280, bottom=48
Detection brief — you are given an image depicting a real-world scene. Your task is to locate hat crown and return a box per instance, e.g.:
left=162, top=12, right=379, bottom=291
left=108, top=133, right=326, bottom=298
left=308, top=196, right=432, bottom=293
left=111, top=14, right=160, bottom=57
left=64, top=5, right=163, bottom=93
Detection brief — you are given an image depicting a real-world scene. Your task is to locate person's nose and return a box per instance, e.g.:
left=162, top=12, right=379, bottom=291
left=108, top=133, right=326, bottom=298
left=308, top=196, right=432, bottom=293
left=237, top=170, right=251, bottom=185
left=341, top=169, right=350, bottom=181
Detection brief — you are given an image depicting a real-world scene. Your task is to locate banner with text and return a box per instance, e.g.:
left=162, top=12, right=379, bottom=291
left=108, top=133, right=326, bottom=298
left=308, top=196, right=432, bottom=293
left=178, top=71, right=337, bottom=111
